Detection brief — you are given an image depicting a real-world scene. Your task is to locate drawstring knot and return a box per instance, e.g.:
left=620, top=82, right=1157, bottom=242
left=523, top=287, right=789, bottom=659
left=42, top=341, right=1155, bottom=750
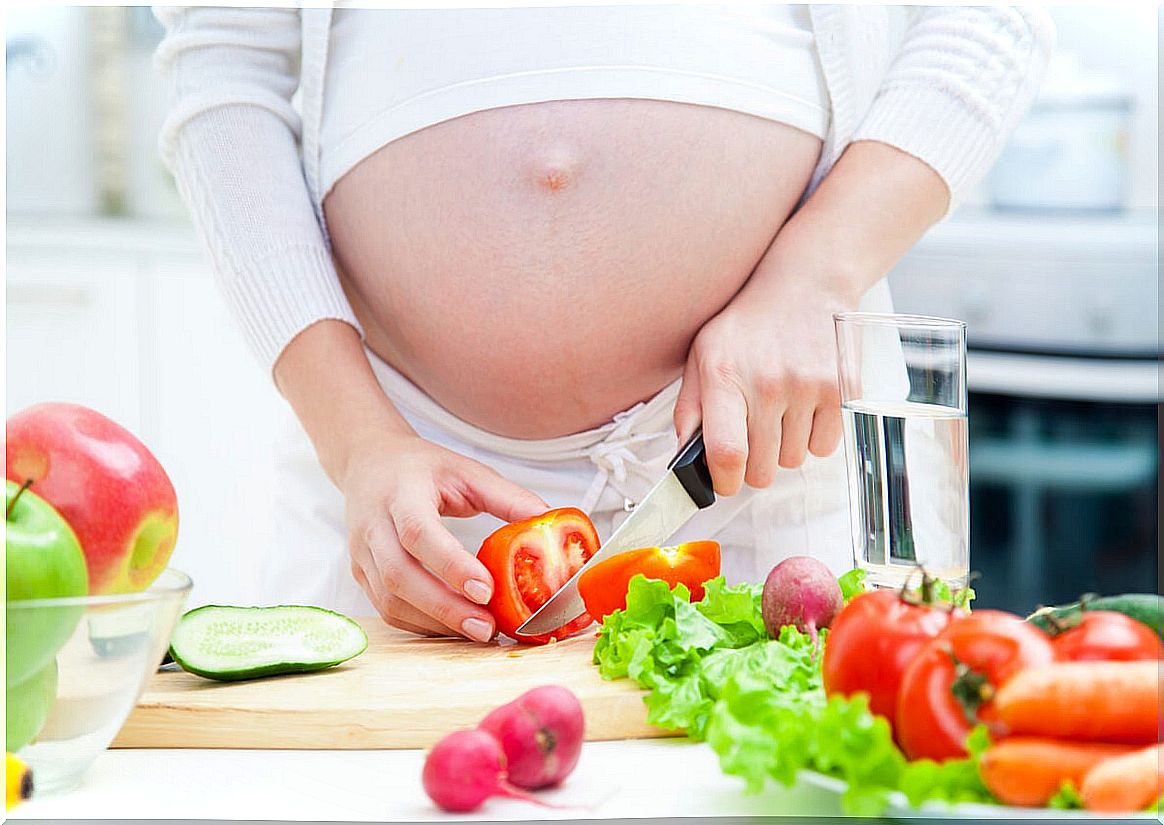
left=579, top=407, right=673, bottom=514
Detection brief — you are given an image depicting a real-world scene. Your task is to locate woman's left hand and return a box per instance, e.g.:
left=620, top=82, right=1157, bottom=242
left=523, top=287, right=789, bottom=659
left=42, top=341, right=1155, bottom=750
left=673, top=264, right=858, bottom=496
left=674, top=142, right=951, bottom=497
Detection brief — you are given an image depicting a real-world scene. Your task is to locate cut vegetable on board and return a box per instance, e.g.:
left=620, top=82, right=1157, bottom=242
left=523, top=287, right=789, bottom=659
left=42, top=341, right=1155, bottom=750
left=476, top=507, right=599, bottom=645
left=168, top=605, right=368, bottom=681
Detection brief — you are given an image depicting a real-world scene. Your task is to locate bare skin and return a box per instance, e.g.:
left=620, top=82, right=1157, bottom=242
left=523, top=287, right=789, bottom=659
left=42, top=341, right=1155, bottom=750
left=324, top=100, right=823, bottom=438
left=276, top=99, right=949, bottom=642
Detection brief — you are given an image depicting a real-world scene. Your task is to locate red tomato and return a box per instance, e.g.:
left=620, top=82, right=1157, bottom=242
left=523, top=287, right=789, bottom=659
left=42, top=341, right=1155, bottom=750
left=476, top=507, right=599, bottom=645
left=822, top=589, right=958, bottom=722
left=1051, top=611, right=1164, bottom=662
left=895, top=610, right=1055, bottom=761
left=576, top=541, right=721, bottom=620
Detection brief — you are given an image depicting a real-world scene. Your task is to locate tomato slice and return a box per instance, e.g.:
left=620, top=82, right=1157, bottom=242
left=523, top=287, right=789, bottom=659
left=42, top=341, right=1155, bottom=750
left=895, top=610, right=1055, bottom=761
left=1051, top=611, right=1164, bottom=662
left=822, top=588, right=958, bottom=722
left=576, top=541, right=721, bottom=621
left=476, top=507, right=599, bottom=645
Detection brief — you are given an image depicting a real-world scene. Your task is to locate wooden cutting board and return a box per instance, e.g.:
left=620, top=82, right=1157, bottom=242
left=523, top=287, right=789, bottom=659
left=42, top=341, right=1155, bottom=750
left=112, top=618, right=673, bottom=749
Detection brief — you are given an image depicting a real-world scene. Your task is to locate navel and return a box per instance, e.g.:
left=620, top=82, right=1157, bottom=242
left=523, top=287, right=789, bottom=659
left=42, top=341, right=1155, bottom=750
left=530, top=147, right=581, bottom=194
left=541, top=169, right=570, bottom=192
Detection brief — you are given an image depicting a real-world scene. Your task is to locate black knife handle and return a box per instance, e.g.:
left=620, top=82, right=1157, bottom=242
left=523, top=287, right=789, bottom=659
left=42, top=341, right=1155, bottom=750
left=668, top=430, right=715, bottom=509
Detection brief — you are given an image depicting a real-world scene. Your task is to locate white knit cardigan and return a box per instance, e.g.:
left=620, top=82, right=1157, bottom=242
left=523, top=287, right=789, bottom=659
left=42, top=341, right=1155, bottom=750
left=154, top=5, right=1054, bottom=372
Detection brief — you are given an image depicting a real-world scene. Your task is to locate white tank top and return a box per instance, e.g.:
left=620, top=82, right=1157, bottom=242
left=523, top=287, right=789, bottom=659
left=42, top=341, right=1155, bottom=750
left=321, top=4, right=829, bottom=196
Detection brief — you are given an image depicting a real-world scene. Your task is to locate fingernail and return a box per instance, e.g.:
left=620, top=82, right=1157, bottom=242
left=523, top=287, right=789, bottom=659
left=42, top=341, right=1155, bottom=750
left=464, top=579, right=492, bottom=604
left=462, top=617, right=493, bottom=643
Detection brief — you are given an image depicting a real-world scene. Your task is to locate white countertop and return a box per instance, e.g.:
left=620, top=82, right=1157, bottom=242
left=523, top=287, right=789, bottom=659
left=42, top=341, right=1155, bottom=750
left=9, top=740, right=854, bottom=823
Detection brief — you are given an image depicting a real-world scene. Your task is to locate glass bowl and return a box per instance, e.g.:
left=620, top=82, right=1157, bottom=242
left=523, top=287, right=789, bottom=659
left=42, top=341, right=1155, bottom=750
left=5, top=568, right=192, bottom=795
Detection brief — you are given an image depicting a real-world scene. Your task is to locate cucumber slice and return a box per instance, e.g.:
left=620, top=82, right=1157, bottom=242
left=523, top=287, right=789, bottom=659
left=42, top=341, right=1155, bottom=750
left=169, top=605, right=368, bottom=682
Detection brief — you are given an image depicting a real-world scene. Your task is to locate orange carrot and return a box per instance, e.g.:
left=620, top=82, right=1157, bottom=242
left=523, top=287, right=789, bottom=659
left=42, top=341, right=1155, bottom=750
left=978, top=738, right=1137, bottom=807
left=1080, top=744, right=1164, bottom=813
left=994, top=661, right=1161, bottom=744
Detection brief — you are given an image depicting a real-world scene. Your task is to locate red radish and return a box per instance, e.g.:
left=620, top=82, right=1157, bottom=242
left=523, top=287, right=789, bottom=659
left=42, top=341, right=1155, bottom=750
left=421, top=729, right=545, bottom=813
left=761, top=555, right=843, bottom=644
left=477, top=685, right=584, bottom=789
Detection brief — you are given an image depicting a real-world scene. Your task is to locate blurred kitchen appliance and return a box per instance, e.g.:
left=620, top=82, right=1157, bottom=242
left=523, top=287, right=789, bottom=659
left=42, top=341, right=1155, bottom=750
left=988, top=53, right=1132, bottom=213
left=888, top=211, right=1159, bottom=613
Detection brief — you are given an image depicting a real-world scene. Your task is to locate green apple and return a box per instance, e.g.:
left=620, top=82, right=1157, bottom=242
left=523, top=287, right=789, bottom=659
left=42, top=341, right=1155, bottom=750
left=6, top=660, right=57, bottom=752
left=6, top=479, right=89, bottom=686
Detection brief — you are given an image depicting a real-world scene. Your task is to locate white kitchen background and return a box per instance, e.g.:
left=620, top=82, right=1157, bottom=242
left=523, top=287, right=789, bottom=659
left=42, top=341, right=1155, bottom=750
left=6, top=6, right=1160, bottom=612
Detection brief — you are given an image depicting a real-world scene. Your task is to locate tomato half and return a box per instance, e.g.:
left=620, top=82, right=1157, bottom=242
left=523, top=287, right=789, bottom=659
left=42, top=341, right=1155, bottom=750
left=1051, top=611, right=1164, bottom=662
left=476, top=507, right=599, bottom=645
left=822, top=588, right=958, bottom=722
left=895, top=610, right=1055, bottom=761
left=576, top=540, right=721, bottom=621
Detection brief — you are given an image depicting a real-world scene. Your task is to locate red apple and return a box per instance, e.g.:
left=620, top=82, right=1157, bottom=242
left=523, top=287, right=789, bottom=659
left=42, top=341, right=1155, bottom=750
left=6, top=403, right=179, bottom=595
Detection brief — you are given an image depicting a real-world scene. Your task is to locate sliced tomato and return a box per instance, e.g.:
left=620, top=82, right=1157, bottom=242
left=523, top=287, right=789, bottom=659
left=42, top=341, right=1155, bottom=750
left=576, top=540, right=721, bottom=621
left=895, top=610, right=1055, bottom=761
left=822, top=588, right=958, bottom=722
left=1049, top=610, right=1164, bottom=662
left=476, top=507, right=599, bottom=645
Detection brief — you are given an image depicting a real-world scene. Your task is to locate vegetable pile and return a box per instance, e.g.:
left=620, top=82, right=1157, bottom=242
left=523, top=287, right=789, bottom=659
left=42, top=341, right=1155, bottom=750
left=591, top=562, right=1163, bottom=816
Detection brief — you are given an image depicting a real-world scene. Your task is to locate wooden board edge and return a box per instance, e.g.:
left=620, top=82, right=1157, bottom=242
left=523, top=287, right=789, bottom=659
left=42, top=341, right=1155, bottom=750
left=111, top=698, right=681, bottom=750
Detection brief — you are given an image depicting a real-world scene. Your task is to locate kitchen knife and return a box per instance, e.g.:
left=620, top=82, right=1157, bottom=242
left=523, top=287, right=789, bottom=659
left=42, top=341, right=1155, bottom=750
left=514, top=431, right=715, bottom=638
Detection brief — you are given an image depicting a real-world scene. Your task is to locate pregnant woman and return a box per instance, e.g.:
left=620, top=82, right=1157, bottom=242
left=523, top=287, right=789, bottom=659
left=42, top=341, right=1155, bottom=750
left=155, top=5, right=1052, bottom=641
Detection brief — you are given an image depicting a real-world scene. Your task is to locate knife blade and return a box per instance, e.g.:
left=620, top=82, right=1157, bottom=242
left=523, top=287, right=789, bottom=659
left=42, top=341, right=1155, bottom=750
left=514, top=431, right=715, bottom=638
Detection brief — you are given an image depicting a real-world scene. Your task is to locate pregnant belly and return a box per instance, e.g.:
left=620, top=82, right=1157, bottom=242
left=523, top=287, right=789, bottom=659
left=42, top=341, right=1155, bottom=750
left=324, top=99, right=822, bottom=439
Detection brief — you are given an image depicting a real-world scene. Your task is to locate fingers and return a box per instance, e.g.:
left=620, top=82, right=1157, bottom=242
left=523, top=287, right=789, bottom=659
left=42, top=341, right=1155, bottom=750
left=673, top=357, right=703, bottom=444
left=382, top=498, right=494, bottom=604
left=699, top=361, right=750, bottom=497
left=382, top=593, right=452, bottom=637
left=460, top=463, right=548, bottom=523
left=697, top=361, right=841, bottom=490
left=365, top=516, right=497, bottom=643
left=778, top=402, right=814, bottom=470
left=744, top=377, right=782, bottom=489
left=808, top=401, right=843, bottom=458
left=351, top=563, right=441, bottom=636
left=350, top=558, right=391, bottom=623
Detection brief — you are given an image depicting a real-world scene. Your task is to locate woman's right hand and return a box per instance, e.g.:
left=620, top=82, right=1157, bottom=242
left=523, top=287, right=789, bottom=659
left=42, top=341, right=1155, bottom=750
left=340, top=431, right=548, bottom=642
left=273, top=320, right=546, bottom=642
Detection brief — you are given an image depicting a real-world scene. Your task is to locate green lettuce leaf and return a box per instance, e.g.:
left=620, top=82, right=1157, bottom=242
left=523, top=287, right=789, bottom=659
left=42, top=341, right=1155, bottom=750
left=837, top=568, right=869, bottom=602
left=898, top=726, right=994, bottom=807
left=1048, top=781, right=1083, bottom=810
left=929, top=578, right=977, bottom=609
left=594, top=575, right=774, bottom=739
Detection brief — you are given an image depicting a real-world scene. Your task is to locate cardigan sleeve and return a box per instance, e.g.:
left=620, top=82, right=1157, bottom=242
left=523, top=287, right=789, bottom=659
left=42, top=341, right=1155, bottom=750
left=850, top=6, right=1056, bottom=212
left=153, top=6, right=362, bottom=374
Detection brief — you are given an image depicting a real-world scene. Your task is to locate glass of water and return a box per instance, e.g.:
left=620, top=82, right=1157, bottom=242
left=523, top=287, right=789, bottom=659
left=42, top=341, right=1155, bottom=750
left=833, top=313, right=969, bottom=590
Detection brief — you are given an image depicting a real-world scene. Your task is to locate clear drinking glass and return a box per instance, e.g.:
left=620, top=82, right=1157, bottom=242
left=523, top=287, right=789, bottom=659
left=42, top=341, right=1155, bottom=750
left=833, top=313, right=969, bottom=589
